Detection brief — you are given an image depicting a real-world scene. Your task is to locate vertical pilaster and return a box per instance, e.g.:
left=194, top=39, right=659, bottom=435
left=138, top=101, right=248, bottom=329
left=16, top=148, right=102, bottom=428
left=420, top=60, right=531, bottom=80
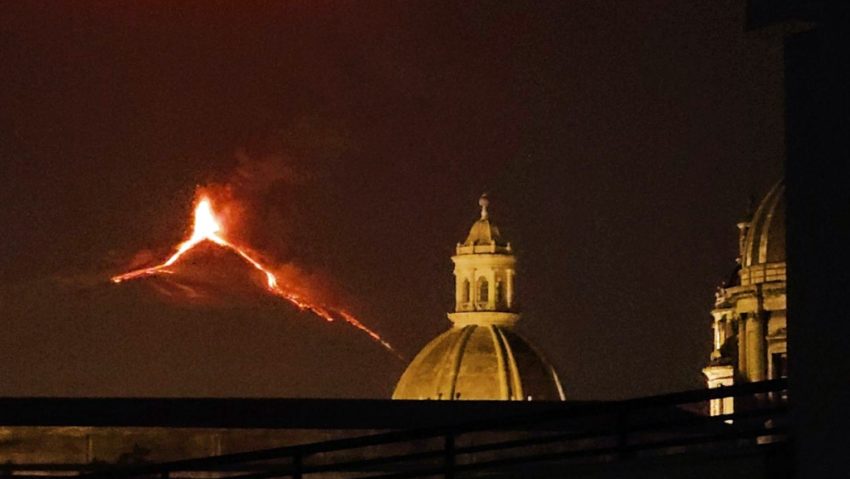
left=737, top=315, right=748, bottom=379
left=487, top=269, right=496, bottom=310
left=454, top=269, right=463, bottom=310
left=506, top=269, right=515, bottom=309
left=713, top=317, right=722, bottom=351
left=746, top=313, right=767, bottom=381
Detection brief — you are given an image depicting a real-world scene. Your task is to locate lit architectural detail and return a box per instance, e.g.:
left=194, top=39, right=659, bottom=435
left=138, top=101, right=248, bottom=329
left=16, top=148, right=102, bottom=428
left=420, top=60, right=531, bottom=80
left=704, top=180, right=786, bottom=416
left=393, top=195, right=565, bottom=401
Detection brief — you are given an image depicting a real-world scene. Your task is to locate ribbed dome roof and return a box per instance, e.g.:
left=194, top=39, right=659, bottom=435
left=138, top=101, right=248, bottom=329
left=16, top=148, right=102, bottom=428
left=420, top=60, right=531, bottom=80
left=392, top=325, right=565, bottom=401
left=464, top=219, right=502, bottom=246
left=463, top=194, right=504, bottom=246
left=742, top=180, right=785, bottom=267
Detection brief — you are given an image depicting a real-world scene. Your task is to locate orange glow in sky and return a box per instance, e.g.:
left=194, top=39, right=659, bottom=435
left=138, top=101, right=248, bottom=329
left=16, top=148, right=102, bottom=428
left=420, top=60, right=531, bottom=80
left=112, top=195, right=398, bottom=356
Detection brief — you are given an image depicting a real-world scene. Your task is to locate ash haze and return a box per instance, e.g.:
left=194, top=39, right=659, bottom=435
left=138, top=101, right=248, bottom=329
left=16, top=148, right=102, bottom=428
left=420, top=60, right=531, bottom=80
left=0, top=1, right=782, bottom=400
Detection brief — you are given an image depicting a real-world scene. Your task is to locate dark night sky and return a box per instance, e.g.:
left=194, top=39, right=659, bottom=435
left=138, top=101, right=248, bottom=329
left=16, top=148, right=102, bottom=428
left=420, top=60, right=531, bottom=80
left=0, top=1, right=783, bottom=400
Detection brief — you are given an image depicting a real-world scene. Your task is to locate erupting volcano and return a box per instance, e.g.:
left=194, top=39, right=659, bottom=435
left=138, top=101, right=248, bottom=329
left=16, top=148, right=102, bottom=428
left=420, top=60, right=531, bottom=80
left=112, top=194, right=398, bottom=356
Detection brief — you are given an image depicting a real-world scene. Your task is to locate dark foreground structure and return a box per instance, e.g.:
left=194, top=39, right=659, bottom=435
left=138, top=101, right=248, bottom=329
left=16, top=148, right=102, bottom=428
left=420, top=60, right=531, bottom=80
left=759, top=1, right=850, bottom=478
left=0, top=380, right=787, bottom=478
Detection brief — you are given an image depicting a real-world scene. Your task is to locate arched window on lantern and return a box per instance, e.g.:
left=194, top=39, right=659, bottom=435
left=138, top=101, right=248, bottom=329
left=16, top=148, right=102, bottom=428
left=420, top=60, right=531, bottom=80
left=477, top=277, right=489, bottom=304
left=462, top=279, right=471, bottom=303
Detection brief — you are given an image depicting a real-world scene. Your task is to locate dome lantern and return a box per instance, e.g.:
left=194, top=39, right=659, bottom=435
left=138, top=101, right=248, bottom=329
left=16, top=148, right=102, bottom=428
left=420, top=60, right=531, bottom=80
left=393, top=195, right=565, bottom=401
left=450, top=194, right=518, bottom=327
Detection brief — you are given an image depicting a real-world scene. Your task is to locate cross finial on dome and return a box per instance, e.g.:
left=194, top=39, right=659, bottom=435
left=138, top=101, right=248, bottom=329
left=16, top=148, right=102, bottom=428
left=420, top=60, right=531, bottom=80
left=478, top=193, right=490, bottom=220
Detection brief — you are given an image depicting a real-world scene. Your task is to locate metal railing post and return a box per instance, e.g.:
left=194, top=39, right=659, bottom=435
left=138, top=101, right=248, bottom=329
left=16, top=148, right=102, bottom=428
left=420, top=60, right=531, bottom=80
left=292, top=452, right=303, bottom=479
left=616, top=407, right=630, bottom=459
left=444, top=433, right=455, bottom=479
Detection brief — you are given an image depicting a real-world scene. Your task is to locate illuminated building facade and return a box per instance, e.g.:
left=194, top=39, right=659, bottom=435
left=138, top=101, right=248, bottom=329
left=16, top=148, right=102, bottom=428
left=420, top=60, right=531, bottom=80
left=393, top=195, right=565, bottom=401
left=703, top=180, right=786, bottom=415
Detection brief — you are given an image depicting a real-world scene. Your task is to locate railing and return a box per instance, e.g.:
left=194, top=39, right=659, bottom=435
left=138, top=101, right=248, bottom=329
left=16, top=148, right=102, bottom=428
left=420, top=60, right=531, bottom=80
left=58, top=380, right=787, bottom=479
left=53, top=379, right=788, bottom=479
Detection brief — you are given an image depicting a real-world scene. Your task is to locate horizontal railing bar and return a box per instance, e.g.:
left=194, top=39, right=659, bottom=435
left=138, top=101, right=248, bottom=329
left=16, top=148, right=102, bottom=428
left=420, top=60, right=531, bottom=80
left=0, top=380, right=788, bottom=430
left=78, top=380, right=788, bottom=478
left=80, top=429, right=450, bottom=478
left=619, top=405, right=787, bottom=435
left=0, top=476, right=81, bottom=479
left=300, top=449, right=443, bottom=474
left=225, top=449, right=446, bottom=479
left=5, top=404, right=787, bottom=476
left=449, top=426, right=788, bottom=477
left=346, top=408, right=784, bottom=479
left=619, top=379, right=786, bottom=409
left=453, top=403, right=786, bottom=457
left=161, top=409, right=791, bottom=478
left=357, top=426, right=787, bottom=479
left=0, top=464, right=107, bottom=472
left=24, top=417, right=789, bottom=478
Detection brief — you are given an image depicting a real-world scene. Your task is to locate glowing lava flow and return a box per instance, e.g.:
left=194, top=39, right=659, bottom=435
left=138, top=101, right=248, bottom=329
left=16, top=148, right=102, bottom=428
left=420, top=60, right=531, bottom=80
left=112, top=196, right=398, bottom=356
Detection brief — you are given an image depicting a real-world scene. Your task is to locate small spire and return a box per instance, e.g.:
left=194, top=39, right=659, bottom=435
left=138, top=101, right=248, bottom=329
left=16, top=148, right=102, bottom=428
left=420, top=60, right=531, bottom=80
left=478, top=193, right=490, bottom=220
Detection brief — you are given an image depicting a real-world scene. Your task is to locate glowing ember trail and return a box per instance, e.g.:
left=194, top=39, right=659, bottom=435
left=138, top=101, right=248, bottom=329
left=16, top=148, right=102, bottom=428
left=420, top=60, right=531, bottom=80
left=112, top=195, right=398, bottom=356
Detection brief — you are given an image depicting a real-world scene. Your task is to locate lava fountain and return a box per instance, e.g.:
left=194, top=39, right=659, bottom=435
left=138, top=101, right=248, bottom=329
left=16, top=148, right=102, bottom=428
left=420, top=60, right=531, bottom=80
left=112, top=195, right=398, bottom=356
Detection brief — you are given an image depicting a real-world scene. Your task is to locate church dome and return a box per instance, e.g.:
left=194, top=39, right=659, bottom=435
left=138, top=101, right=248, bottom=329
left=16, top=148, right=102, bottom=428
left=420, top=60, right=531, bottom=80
left=738, top=180, right=785, bottom=287
left=392, top=324, right=565, bottom=400
left=393, top=194, right=566, bottom=401
left=741, top=180, right=785, bottom=268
